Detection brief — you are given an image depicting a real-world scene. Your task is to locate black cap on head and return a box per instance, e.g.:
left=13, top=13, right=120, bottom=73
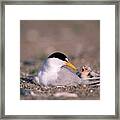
left=48, top=52, right=69, bottom=62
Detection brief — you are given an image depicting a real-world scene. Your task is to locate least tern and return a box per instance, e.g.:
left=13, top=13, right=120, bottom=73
left=38, top=52, right=82, bottom=86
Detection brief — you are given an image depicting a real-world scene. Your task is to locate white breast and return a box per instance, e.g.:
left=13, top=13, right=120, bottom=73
left=38, top=58, right=65, bottom=86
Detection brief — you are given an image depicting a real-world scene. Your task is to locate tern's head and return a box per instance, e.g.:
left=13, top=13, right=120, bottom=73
left=47, top=52, right=77, bottom=71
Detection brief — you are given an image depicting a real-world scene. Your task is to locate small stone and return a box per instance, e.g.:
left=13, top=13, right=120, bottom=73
left=53, top=92, right=78, bottom=98
left=83, top=84, right=86, bottom=88
left=90, top=89, right=93, bottom=93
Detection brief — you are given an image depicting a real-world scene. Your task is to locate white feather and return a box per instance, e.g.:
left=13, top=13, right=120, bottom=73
left=38, top=58, right=65, bottom=86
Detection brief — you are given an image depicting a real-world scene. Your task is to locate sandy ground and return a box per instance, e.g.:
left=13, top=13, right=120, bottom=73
left=20, top=77, right=100, bottom=100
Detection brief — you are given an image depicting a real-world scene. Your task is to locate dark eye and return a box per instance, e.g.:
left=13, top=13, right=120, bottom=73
left=82, top=68, right=84, bottom=72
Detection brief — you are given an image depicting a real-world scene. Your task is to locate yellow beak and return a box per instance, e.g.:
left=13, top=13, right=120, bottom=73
left=65, top=61, right=77, bottom=71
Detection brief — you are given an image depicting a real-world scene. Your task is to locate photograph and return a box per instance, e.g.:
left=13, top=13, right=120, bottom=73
left=20, top=20, right=100, bottom=100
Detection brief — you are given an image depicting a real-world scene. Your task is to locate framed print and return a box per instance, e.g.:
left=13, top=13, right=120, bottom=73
left=0, top=0, right=119, bottom=119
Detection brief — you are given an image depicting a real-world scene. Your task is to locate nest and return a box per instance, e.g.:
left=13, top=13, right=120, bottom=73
left=20, top=76, right=100, bottom=100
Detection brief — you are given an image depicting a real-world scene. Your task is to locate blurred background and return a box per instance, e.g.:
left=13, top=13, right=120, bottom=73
left=20, top=20, right=100, bottom=74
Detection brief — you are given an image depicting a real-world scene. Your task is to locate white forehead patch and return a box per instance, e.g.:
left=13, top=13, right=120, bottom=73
left=65, top=58, right=69, bottom=62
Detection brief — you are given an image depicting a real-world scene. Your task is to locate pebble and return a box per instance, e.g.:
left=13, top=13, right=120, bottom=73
left=90, top=89, right=93, bottom=93
left=83, top=84, right=87, bottom=88
left=53, top=92, right=78, bottom=98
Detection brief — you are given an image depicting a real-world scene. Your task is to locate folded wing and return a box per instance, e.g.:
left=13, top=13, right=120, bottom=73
left=49, top=67, right=82, bottom=86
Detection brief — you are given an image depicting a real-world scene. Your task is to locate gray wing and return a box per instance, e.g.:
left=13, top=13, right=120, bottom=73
left=50, top=67, right=82, bottom=86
